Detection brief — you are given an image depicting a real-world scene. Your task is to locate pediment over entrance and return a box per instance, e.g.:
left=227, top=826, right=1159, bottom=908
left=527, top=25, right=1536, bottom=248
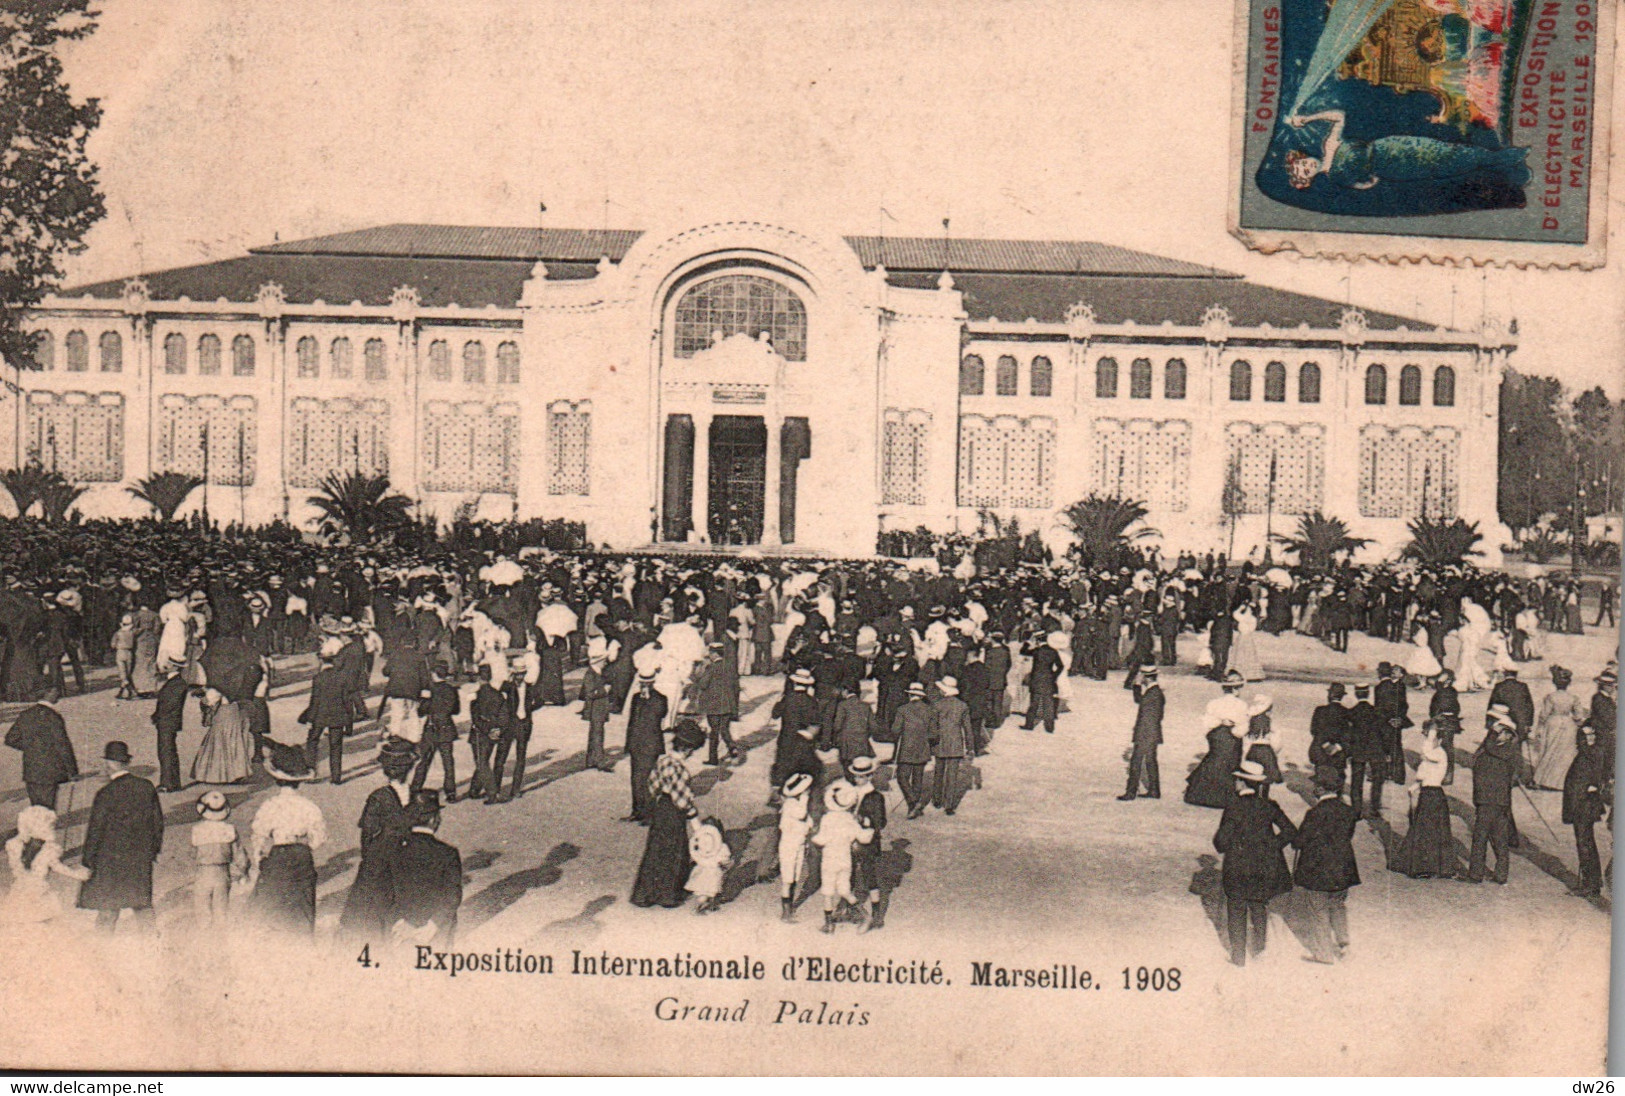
left=667, top=331, right=784, bottom=386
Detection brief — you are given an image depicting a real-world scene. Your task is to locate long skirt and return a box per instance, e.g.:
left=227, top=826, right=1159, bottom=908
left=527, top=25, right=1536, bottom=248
left=1389, top=787, right=1457, bottom=878
left=191, top=702, right=255, bottom=783
left=630, top=794, right=693, bottom=908
left=130, top=635, right=161, bottom=696
left=1184, top=733, right=1242, bottom=809
left=249, top=844, right=317, bottom=932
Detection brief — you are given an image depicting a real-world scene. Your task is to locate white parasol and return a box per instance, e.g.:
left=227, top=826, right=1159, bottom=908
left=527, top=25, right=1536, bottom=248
left=481, top=559, right=524, bottom=586
left=536, top=602, right=579, bottom=642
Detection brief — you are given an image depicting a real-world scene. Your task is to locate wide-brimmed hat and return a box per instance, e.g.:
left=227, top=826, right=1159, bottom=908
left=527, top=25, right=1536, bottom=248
left=1222, top=670, right=1245, bottom=687
left=103, top=740, right=132, bottom=764
left=1434, top=669, right=1454, bottom=683
left=906, top=682, right=927, bottom=697
left=54, top=589, right=82, bottom=611
left=195, top=790, right=230, bottom=821
left=1139, top=666, right=1159, bottom=680
left=1599, top=667, right=1618, bottom=686
left=937, top=676, right=959, bottom=696
left=14, top=805, right=58, bottom=843
left=847, top=756, right=878, bottom=779
left=825, top=781, right=860, bottom=811
left=1232, top=759, right=1270, bottom=783
left=265, top=742, right=314, bottom=782
left=672, top=719, right=707, bottom=753
left=790, top=668, right=815, bottom=686
left=1353, top=683, right=1372, bottom=698
left=1486, top=704, right=1516, bottom=730
left=781, top=773, right=814, bottom=798
left=1248, top=695, right=1273, bottom=717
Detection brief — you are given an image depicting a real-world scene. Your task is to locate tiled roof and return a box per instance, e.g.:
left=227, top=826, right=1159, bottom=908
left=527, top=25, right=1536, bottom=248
left=845, top=236, right=1233, bottom=278
left=886, top=273, right=1436, bottom=333
left=251, top=223, right=642, bottom=263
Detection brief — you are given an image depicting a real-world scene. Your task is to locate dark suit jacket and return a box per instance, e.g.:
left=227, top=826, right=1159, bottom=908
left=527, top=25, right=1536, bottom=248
left=386, top=830, right=463, bottom=945
left=152, top=674, right=190, bottom=737
left=77, top=772, right=163, bottom=910
left=302, top=666, right=356, bottom=729
left=1292, top=795, right=1361, bottom=892
left=1471, top=736, right=1519, bottom=808
left=5, top=704, right=78, bottom=786
left=625, top=690, right=668, bottom=761
left=1488, top=678, right=1535, bottom=736
left=1132, top=685, right=1164, bottom=746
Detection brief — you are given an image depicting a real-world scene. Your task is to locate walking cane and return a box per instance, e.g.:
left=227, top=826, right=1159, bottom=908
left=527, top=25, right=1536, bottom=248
left=1515, top=782, right=1563, bottom=844
left=61, top=775, right=80, bottom=858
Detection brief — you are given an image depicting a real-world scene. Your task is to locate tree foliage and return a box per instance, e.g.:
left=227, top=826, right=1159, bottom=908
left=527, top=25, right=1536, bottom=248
left=0, top=1, right=106, bottom=371
left=0, top=461, right=53, bottom=516
left=1057, top=494, right=1157, bottom=567
left=1271, top=511, right=1371, bottom=571
left=1402, top=516, right=1485, bottom=565
left=307, top=471, right=414, bottom=541
left=127, top=471, right=203, bottom=521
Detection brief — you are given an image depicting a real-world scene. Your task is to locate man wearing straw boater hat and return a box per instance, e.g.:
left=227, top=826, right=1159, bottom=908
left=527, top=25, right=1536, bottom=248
left=1118, top=665, right=1164, bottom=801
left=891, top=681, right=935, bottom=819
left=930, top=676, right=971, bottom=815
left=76, top=740, right=163, bottom=934
left=1212, top=758, right=1297, bottom=967
left=623, top=670, right=668, bottom=823
left=1464, top=706, right=1520, bottom=885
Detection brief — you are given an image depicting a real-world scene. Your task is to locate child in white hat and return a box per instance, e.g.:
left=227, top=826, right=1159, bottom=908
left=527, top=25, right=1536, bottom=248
left=811, top=782, right=874, bottom=933
left=775, top=773, right=816, bottom=921
left=191, top=790, right=248, bottom=923
left=685, top=817, right=732, bottom=915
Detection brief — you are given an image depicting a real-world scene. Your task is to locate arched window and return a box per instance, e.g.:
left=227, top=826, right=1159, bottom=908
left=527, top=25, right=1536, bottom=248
left=163, top=333, right=187, bottom=375
left=1030, top=356, right=1053, bottom=397
left=959, top=354, right=984, bottom=396
left=99, top=331, right=122, bottom=373
left=1263, top=361, right=1286, bottom=402
left=232, top=334, right=255, bottom=376
left=197, top=334, right=221, bottom=375
left=329, top=337, right=352, bottom=380
left=1096, top=357, right=1118, bottom=398
left=32, top=330, right=53, bottom=370
left=65, top=330, right=88, bottom=372
left=1164, top=358, right=1187, bottom=399
left=427, top=339, right=451, bottom=382
left=497, top=341, right=521, bottom=384
left=1365, top=364, right=1388, bottom=404
left=1433, top=365, right=1456, bottom=407
left=295, top=336, right=319, bottom=378
left=995, top=355, right=1018, bottom=396
left=1399, top=364, right=1422, bottom=405
left=463, top=341, right=486, bottom=384
left=1299, top=362, right=1321, bottom=403
left=1229, top=360, right=1252, bottom=401
left=1130, top=358, right=1153, bottom=399
left=364, top=338, right=387, bottom=382
left=673, top=274, right=807, bottom=361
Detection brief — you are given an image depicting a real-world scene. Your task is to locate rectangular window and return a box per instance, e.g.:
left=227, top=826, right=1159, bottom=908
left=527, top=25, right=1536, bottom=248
left=881, top=411, right=930, bottom=505
left=548, top=401, right=590, bottom=495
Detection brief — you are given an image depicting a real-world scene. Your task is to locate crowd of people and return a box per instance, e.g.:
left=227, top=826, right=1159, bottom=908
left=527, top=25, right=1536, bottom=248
left=0, top=514, right=1616, bottom=963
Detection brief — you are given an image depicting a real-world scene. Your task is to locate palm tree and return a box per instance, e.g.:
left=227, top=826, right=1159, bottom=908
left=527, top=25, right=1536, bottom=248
left=1271, top=511, right=1371, bottom=571
left=1402, top=516, right=1485, bottom=565
left=1056, top=494, right=1158, bottom=567
left=37, top=478, right=85, bottom=524
left=308, top=471, right=414, bottom=541
left=127, top=471, right=204, bottom=522
left=0, top=462, right=55, bottom=518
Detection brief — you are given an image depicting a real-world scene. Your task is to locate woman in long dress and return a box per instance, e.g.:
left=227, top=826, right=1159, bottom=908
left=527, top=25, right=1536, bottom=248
left=1532, top=666, right=1586, bottom=791
left=129, top=604, right=162, bottom=698
left=1230, top=605, right=1264, bottom=683
left=630, top=721, right=708, bottom=908
left=339, top=740, right=417, bottom=940
left=157, top=594, right=191, bottom=676
left=1389, top=721, right=1458, bottom=879
left=190, top=691, right=255, bottom=784
left=1185, top=720, right=1245, bottom=809
left=1242, top=697, right=1282, bottom=785
left=1284, top=110, right=1530, bottom=191
left=1406, top=626, right=1443, bottom=684
left=1, top=806, right=90, bottom=925
left=246, top=744, right=327, bottom=934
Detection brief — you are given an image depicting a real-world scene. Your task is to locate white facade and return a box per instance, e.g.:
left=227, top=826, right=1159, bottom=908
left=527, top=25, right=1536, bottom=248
left=2, top=219, right=1514, bottom=560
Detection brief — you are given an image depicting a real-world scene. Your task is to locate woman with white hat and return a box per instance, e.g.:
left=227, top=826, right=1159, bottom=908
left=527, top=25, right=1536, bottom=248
left=246, top=744, right=327, bottom=934
left=1, top=805, right=89, bottom=924
left=1212, top=759, right=1297, bottom=967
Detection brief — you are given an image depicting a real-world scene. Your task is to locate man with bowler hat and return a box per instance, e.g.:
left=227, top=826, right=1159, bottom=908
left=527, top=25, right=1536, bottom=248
left=386, top=789, right=463, bottom=946
left=1293, top=772, right=1361, bottom=963
left=76, top=740, right=164, bottom=933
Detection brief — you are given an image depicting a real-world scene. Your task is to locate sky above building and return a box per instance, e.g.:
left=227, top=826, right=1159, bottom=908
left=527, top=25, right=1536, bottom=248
left=56, top=0, right=1625, bottom=394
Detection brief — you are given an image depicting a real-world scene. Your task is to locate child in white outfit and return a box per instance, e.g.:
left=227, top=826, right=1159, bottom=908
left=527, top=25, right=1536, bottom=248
left=191, top=790, right=248, bottom=923
left=775, top=773, right=815, bottom=921
left=811, top=781, right=873, bottom=933
left=685, top=817, right=731, bottom=914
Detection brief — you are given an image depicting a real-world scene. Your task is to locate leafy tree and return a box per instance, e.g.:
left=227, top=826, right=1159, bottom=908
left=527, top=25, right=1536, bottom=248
left=1498, top=371, right=1574, bottom=532
left=0, top=1, right=106, bottom=371
left=0, top=461, right=53, bottom=516
left=1057, top=494, right=1157, bottom=568
left=1402, top=516, right=1485, bottom=565
left=307, top=471, right=414, bottom=541
left=127, top=471, right=203, bottom=521
left=1571, top=385, right=1623, bottom=516
left=37, top=475, right=82, bottom=524
left=1271, top=511, right=1371, bottom=571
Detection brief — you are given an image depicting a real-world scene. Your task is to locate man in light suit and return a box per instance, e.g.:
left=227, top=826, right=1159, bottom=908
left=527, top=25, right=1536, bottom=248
left=1118, top=666, right=1164, bottom=800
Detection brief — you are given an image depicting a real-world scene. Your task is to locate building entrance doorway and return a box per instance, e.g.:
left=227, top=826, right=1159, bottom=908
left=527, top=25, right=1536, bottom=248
left=708, top=415, right=766, bottom=545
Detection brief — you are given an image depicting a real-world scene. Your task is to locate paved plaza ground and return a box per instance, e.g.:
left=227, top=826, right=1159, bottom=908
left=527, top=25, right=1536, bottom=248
left=0, top=622, right=1615, bottom=1074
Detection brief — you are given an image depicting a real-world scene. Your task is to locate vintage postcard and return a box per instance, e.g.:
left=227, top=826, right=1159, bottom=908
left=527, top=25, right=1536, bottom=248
left=0, top=0, right=1621, bottom=1078
left=1234, top=0, right=1616, bottom=265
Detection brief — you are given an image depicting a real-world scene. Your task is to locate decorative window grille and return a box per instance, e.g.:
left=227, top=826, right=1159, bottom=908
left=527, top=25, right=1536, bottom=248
left=155, top=394, right=257, bottom=486
left=881, top=409, right=931, bottom=505
left=286, top=398, right=389, bottom=487
left=1223, top=422, right=1326, bottom=515
left=1264, top=361, right=1286, bottom=402
left=1230, top=360, right=1252, bottom=401
left=1130, top=358, right=1153, bottom=399
left=1096, top=357, right=1118, bottom=398
left=99, top=331, right=122, bottom=373
left=1299, top=362, right=1321, bottom=403
left=959, top=355, right=984, bottom=396
left=1365, top=364, right=1388, bottom=404
left=496, top=341, right=521, bottom=384
left=422, top=401, right=519, bottom=494
left=198, top=334, right=221, bottom=376
left=673, top=275, right=807, bottom=361
left=1399, top=365, right=1422, bottom=406
left=427, top=339, right=451, bottom=382
left=295, top=336, right=319, bottom=379
left=65, top=330, right=88, bottom=372
left=1093, top=418, right=1192, bottom=512
left=1030, top=356, right=1053, bottom=397
left=364, top=338, right=388, bottom=382
left=1164, top=358, right=1187, bottom=400
left=1358, top=425, right=1459, bottom=519
left=995, top=355, right=1018, bottom=396
left=25, top=391, right=124, bottom=482
left=329, top=337, right=353, bottom=380
left=463, top=341, right=486, bottom=384
left=32, top=330, right=53, bottom=370
left=957, top=414, right=1056, bottom=509
left=164, top=333, right=187, bottom=375
left=232, top=335, right=255, bottom=377
left=1433, top=366, right=1456, bottom=407
left=547, top=400, right=591, bottom=495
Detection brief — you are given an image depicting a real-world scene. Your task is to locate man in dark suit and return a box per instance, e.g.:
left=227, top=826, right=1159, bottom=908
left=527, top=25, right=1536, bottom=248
left=1293, top=772, right=1361, bottom=963
left=1373, top=662, right=1411, bottom=790
left=1345, top=684, right=1386, bottom=818
left=1118, top=666, right=1164, bottom=800
left=5, top=692, right=78, bottom=808
left=890, top=682, right=935, bottom=818
left=386, top=790, right=463, bottom=946
left=623, top=672, right=668, bottom=822
left=300, top=654, right=356, bottom=785
left=1307, top=683, right=1350, bottom=791
left=1488, top=666, right=1535, bottom=747
left=1465, top=710, right=1520, bottom=884
left=1207, top=603, right=1235, bottom=681
left=76, top=740, right=164, bottom=933
left=151, top=669, right=189, bottom=792
left=413, top=662, right=461, bottom=798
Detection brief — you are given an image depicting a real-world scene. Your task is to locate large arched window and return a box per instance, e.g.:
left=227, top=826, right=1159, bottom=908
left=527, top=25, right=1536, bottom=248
left=295, top=336, right=319, bottom=378
left=198, top=334, right=221, bottom=376
left=164, top=333, right=187, bottom=375
left=1433, top=365, right=1456, bottom=407
left=1264, top=361, right=1286, bottom=402
left=1030, top=356, right=1053, bottom=397
left=1299, top=362, right=1321, bottom=403
left=33, top=330, right=53, bottom=370
left=99, top=331, right=122, bottom=373
left=673, top=274, right=807, bottom=361
left=496, top=341, right=521, bottom=384
left=232, top=335, right=255, bottom=376
left=1229, top=360, right=1252, bottom=401
left=463, top=341, right=486, bottom=384
left=1365, top=364, right=1388, bottom=404
left=1164, top=358, right=1187, bottom=399
left=329, top=337, right=352, bottom=380
left=364, top=338, right=387, bottom=382
left=959, top=355, right=984, bottom=396
left=1096, top=357, right=1118, bottom=398
left=65, top=330, right=88, bottom=372
left=995, top=355, right=1018, bottom=396
left=1399, top=364, right=1422, bottom=405
left=1130, top=358, right=1153, bottom=399
left=427, top=339, right=451, bottom=382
